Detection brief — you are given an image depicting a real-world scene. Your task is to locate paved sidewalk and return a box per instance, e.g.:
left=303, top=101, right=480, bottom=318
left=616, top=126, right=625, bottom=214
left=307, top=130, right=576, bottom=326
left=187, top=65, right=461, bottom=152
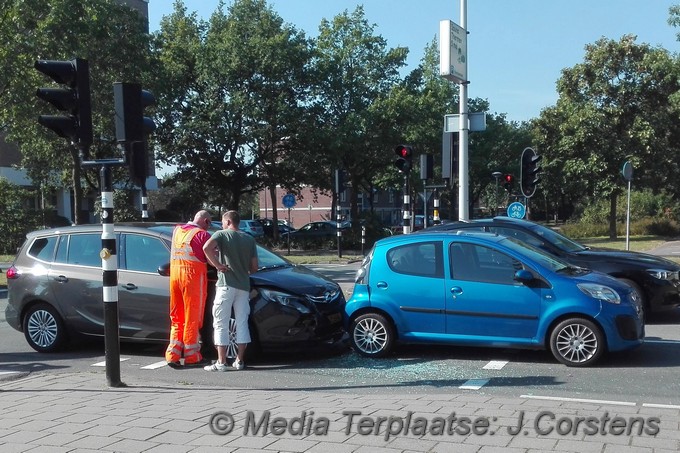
left=1, top=371, right=679, bottom=452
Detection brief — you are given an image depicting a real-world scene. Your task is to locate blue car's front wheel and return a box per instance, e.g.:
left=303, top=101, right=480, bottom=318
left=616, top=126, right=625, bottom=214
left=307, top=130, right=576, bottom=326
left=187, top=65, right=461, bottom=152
left=350, top=313, right=394, bottom=357
left=549, top=317, right=604, bottom=367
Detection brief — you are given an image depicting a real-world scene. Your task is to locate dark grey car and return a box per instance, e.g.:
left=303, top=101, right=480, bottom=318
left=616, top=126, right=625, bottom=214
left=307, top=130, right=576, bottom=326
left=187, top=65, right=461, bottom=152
left=5, top=223, right=346, bottom=354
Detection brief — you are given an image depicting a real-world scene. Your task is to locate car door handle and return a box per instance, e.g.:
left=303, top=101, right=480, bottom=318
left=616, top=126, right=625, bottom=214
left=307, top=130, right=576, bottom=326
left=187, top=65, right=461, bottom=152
left=376, top=281, right=388, bottom=288
left=54, top=275, right=68, bottom=283
left=122, top=283, right=138, bottom=290
left=451, top=286, right=463, bottom=295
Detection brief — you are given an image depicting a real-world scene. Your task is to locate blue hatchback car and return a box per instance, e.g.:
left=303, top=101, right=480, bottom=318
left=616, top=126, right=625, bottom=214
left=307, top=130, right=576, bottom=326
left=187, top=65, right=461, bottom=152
left=344, top=231, right=644, bottom=367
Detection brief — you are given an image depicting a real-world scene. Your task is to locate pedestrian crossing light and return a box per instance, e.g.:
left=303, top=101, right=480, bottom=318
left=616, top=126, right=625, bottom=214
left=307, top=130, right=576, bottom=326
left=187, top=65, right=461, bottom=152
left=35, top=58, right=93, bottom=160
left=394, top=145, right=414, bottom=173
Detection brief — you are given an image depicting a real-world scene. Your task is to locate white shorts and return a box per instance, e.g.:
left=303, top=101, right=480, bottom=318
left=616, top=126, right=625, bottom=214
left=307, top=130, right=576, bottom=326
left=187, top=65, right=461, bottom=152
left=212, top=286, right=251, bottom=346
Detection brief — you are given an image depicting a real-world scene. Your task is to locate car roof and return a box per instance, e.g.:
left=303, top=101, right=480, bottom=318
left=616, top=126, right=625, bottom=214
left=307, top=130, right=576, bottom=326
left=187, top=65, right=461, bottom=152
left=375, top=229, right=506, bottom=248
left=25, top=222, right=190, bottom=240
left=420, top=216, right=537, bottom=232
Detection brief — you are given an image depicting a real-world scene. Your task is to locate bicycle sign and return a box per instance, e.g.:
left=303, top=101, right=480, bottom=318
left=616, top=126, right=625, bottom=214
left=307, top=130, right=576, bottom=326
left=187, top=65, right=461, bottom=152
left=507, top=202, right=526, bottom=219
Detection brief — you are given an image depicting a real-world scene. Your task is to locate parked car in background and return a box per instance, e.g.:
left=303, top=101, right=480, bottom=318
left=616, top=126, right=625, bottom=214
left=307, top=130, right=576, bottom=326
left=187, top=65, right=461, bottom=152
left=259, top=218, right=296, bottom=237
left=345, top=231, right=644, bottom=367
left=422, top=217, right=680, bottom=315
left=281, top=220, right=349, bottom=241
left=239, top=219, right=265, bottom=238
left=5, top=223, right=345, bottom=357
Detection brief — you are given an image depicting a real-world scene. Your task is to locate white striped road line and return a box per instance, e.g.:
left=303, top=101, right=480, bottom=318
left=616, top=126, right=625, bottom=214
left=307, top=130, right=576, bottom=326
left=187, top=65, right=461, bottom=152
left=459, top=379, right=489, bottom=390
left=520, top=394, right=636, bottom=406
left=642, top=403, right=680, bottom=409
left=0, top=371, right=20, bottom=376
left=141, top=360, right=170, bottom=370
left=91, top=358, right=130, bottom=367
left=483, top=360, right=508, bottom=370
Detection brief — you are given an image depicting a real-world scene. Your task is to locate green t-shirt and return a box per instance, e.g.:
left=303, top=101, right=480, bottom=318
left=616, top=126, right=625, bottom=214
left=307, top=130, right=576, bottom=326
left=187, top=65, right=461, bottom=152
left=211, top=229, right=257, bottom=291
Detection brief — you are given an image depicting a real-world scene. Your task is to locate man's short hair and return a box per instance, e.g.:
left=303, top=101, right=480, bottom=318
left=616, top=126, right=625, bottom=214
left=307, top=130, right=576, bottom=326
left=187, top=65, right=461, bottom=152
left=223, top=210, right=241, bottom=225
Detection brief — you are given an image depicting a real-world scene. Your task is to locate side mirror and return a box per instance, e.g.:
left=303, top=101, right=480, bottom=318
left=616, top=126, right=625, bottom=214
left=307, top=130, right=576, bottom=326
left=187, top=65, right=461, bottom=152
left=158, top=262, right=170, bottom=277
left=514, top=269, right=534, bottom=283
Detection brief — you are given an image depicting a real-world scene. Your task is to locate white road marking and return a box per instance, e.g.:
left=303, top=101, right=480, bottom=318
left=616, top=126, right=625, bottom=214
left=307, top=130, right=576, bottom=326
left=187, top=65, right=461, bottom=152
left=0, top=371, right=20, bottom=376
left=459, top=379, right=489, bottom=390
left=141, top=361, right=171, bottom=370
left=483, top=360, right=508, bottom=370
left=642, top=403, right=680, bottom=409
left=520, top=394, right=636, bottom=406
left=91, top=358, right=130, bottom=367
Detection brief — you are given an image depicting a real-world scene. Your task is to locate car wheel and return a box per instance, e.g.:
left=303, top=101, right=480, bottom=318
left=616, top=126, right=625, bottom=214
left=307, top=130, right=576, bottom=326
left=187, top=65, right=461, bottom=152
left=350, top=313, right=394, bottom=357
left=226, top=317, right=259, bottom=361
left=22, top=303, right=66, bottom=353
left=549, top=317, right=604, bottom=367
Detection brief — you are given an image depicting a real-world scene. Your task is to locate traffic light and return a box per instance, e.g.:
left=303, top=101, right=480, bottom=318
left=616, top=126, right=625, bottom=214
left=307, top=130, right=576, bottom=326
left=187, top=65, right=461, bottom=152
left=35, top=58, right=93, bottom=159
left=113, top=82, right=156, bottom=186
left=503, top=174, right=515, bottom=192
left=394, top=145, right=414, bottom=173
left=420, top=154, right=433, bottom=180
left=334, top=168, right=346, bottom=194
left=520, top=147, right=542, bottom=198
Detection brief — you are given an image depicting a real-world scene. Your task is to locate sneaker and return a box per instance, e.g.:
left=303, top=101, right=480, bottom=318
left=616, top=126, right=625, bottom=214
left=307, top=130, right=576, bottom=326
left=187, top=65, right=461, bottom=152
left=232, top=359, right=245, bottom=370
left=204, top=362, right=229, bottom=372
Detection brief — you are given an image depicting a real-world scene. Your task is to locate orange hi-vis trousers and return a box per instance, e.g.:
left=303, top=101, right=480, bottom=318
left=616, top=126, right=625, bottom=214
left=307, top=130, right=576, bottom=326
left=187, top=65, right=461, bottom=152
left=166, top=229, right=208, bottom=365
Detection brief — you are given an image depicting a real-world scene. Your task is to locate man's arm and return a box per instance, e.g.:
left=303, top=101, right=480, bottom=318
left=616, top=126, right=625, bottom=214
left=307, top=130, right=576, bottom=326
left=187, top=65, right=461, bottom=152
left=249, top=255, right=258, bottom=274
left=202, top=236, right=227, bottom=272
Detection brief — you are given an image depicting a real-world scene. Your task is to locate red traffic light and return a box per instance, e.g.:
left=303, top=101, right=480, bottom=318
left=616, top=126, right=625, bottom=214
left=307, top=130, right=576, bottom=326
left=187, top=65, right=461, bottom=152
left=504, top=174, right=514, bottom=183
left=395, top=145, right=413, bottom=158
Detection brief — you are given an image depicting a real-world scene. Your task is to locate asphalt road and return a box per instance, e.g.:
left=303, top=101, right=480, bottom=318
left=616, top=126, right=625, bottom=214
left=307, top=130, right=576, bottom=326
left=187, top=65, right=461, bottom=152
left=2, top=262, right=680, bottom=406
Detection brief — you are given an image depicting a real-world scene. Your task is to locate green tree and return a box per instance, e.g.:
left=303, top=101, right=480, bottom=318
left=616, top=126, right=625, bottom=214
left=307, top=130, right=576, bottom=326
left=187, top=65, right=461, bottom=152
left=152, top=0, right=313, bottom=213
left=0, top=0, right=152, bottom=224
left=310, top=6, right=408, bottom=223
left=533, top=35, right=680, bottom=237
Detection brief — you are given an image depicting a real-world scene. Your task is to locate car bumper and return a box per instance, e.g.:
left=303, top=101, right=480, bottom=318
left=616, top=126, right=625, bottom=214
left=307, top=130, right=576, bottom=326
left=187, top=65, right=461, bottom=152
left=4, top=301, right=21, bottom=332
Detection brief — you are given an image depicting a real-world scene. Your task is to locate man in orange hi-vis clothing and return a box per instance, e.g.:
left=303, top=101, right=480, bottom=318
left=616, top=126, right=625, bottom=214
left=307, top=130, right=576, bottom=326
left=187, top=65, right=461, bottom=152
left=166, top=210, right=212, bottom=368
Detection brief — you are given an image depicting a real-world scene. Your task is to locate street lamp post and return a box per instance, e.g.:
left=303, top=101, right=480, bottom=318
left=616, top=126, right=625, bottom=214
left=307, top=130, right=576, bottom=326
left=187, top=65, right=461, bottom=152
left=492, top=171, right=502, bottom=217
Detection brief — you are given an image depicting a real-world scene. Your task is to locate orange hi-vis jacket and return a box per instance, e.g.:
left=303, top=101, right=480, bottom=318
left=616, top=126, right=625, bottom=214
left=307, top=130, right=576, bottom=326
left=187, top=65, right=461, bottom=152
left=166, top=225, right=208, bottom=365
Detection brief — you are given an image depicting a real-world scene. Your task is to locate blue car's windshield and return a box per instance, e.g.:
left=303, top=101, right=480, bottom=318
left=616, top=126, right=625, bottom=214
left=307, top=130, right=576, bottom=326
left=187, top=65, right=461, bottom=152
left=528, top=223, right=587, bottom=253
left=501, top=236, right=572, bottom=273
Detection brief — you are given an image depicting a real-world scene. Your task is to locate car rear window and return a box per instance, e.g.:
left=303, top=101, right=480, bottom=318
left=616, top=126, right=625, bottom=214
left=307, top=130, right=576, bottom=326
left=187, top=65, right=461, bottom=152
left=27, top=236, right=58, bottom=262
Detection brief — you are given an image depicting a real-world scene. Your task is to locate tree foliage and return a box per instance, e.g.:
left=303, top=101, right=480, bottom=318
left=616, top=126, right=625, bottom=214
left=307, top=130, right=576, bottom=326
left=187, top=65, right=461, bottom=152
left=1, top=0, right=151, bottom=224
left=533, top=35, right=680, bottom=237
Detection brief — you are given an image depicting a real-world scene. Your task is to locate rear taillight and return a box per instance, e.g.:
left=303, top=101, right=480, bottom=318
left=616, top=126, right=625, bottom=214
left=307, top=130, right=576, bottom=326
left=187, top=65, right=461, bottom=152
left=6, top=265, right=19, bottom=280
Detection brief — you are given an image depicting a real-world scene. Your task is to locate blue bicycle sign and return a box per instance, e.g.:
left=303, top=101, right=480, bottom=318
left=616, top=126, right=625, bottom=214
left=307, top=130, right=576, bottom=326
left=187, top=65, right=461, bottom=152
left=507, top=202, right=526, bottom=219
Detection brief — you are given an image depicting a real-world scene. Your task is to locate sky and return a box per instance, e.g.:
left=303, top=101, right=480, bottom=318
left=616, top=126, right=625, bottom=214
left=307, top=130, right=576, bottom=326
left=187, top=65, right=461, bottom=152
left=147, top=0, right=679, bottom=123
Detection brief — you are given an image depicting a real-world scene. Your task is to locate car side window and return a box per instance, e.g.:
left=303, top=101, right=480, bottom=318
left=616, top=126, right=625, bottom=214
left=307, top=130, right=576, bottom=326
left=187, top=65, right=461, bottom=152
left=450, top=243, right=522, bottom=285
left=66, top=234, right=102, bottom=267
left=387, top=241, right=443, bottom=278
left=27, top=236, right=58, bottom=262
left=490, top=226, right=544, bottom=248
left=123, top=234, right=169, bottom=273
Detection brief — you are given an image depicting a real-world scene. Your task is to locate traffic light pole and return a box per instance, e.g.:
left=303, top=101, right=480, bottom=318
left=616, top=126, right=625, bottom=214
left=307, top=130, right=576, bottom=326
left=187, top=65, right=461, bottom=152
left=97, top=162, right=125, bottom=388
left=402, top=175, right=411, bottom=234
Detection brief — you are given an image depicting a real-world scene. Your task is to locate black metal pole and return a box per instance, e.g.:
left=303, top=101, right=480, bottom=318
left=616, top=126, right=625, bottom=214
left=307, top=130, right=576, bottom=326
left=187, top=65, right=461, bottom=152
left=100, top=165, right=124, bottom=387
left=336, top=205, right=342, bottom=258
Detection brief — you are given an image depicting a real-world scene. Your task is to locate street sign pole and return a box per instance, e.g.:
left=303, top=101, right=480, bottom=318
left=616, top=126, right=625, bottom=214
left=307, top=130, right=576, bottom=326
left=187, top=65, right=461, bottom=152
left=622, top=161, right=634, bottom=251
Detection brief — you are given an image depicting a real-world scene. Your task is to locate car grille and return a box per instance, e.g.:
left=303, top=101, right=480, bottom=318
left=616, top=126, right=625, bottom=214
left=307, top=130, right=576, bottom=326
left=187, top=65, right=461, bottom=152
left=306, top=289, right=342, bottom=304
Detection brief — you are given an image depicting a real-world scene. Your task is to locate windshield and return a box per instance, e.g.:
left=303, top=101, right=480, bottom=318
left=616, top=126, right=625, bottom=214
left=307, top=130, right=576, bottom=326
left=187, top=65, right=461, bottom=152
left=501, top=236, right=573, bottom=273
left=528, top=223, right=587, bottom=253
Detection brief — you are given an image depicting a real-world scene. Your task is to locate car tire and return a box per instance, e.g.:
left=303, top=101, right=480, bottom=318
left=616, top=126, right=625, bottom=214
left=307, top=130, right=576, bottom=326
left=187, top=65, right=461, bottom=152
left=22, top=303, right=67, bottom=353
left=350, top=312, right=394, bottom=357
left=549, top=317, right=604, bottom=367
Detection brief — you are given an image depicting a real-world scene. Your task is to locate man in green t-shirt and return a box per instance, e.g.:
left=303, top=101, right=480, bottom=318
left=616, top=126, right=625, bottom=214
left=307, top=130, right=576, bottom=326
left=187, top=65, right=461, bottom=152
left=202, top=210, right=258, bottom=371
